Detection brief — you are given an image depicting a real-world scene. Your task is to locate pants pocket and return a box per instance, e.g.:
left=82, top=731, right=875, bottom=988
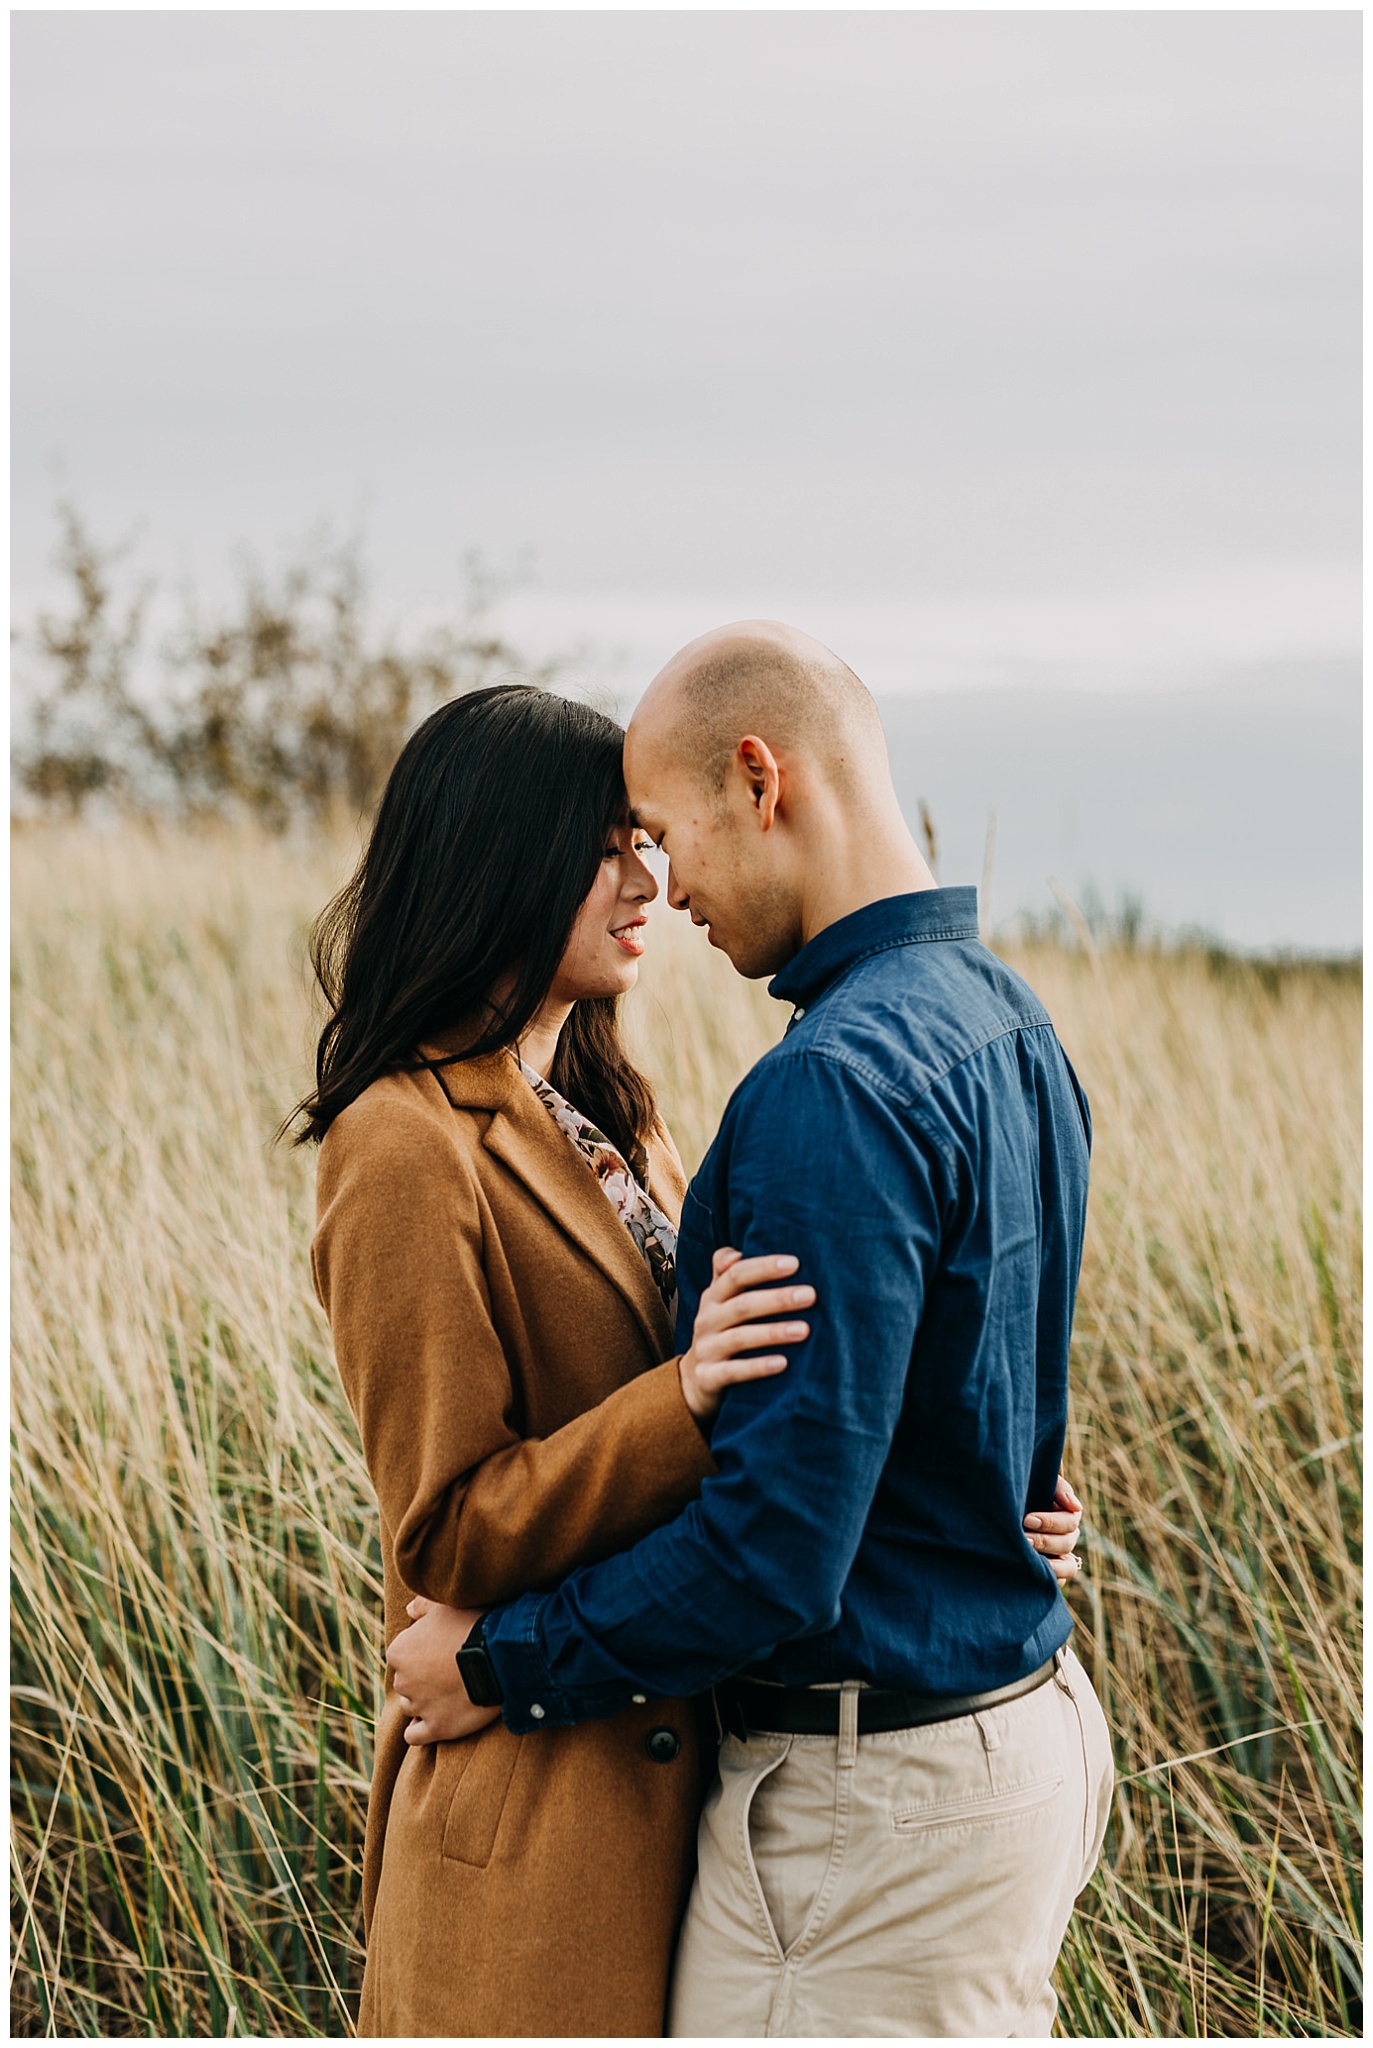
left=891, top=1774, right=1065, bottom=1834
left=712, top=1735, right=793, bottom=1957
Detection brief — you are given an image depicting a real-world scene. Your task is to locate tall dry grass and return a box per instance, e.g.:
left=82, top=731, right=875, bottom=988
left=10, top=824, right=1362, bottom=2037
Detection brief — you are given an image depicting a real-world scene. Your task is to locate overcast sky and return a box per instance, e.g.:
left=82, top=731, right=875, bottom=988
left=11, top=10, right=1361, bottom=944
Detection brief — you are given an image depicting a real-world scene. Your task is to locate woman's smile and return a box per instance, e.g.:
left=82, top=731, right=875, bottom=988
left=611, top=917, right=647, bottom=956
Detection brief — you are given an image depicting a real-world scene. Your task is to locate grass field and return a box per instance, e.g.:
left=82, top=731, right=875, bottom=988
left=11, top=823, right=1363, bottom=2037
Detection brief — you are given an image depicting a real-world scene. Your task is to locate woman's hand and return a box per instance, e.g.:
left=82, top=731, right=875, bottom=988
left=1024, top=1472, right=1085, bottom=1583
left=679, top=1247, right=815, bottom=1422
left=388, top=1596, right=502, bottom=1745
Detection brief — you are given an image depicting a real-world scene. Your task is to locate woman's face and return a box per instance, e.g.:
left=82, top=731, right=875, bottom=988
left=546, top=820, right=660, bottom=1005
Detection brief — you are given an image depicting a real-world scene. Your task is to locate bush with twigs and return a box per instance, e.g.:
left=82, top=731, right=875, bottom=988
left=12, top=507, right=564, bottom=828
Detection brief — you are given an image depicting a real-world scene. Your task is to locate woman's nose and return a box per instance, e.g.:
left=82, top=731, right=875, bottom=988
left=626, top=851, right=659, bottom=902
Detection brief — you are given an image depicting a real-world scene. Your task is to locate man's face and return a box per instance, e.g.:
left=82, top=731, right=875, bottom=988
left=624, top=723, right=799, bottom=980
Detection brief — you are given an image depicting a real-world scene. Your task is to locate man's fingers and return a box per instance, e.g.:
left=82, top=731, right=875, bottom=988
left=1031, top=1528, right=1080, bottom=1556
left=405, top=1594, right=434, bottom=1618
left=710, top=1246, right=744, bottom=1278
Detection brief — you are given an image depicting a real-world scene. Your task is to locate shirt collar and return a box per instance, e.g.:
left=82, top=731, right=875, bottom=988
left=768, top=887, right=980, bottom=1012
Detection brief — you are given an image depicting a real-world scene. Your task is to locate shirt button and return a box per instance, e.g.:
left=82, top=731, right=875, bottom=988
left=646, top=1727, right=681, bottom=1763
left=631, top=1694, right=647, bottom=1705
left=529, top=1704, right=546, bottom=1720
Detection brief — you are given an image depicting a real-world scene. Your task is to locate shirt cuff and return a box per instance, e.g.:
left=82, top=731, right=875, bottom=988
left=483, top=1594, right=572, bottom=1732
left=484, top=1592, right=673, bottom=1734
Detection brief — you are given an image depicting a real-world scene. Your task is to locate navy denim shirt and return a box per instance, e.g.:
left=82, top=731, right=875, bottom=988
left=485, top=888, right=1090, bottom=1730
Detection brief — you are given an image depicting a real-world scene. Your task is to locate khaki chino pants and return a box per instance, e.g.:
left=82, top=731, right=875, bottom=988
left=667, top=1647, right=1113, bottom=2038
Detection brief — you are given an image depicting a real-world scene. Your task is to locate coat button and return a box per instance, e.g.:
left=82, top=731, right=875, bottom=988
left=646, top=1726, right=681, bottom=1763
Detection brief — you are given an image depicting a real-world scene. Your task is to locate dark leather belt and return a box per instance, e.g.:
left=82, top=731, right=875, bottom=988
left=715, top=1656, right=1058, bottom=1739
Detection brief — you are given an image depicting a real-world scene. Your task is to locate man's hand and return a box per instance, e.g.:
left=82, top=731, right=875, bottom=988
left=388, top=1596, right=502, bottom=1745
left=1023, top=1472, right=1085, bottom=1583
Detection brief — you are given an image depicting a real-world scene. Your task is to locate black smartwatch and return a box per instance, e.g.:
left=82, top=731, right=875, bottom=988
left=456, top=1612, right=504, bottom=1708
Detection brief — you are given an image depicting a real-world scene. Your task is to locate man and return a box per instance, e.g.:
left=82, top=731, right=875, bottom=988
left=401, top=622, right=1113, bottom=2035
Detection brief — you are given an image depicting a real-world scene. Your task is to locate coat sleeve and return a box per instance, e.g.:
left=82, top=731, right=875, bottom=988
left=311, top=1092, right=715, bottom=1610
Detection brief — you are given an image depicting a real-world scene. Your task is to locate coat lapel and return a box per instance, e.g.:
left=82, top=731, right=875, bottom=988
left=422, top=1043, right=677, bottom=1360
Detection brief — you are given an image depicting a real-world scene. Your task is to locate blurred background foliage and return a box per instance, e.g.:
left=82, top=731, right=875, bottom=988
left=13, top=505, right=564, bottom=829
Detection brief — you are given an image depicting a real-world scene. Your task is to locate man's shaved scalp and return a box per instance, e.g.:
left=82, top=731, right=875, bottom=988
left=647, top=622, right=886, bottom=798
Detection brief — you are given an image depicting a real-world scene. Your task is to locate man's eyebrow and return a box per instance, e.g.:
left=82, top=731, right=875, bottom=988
left=628, top=806, right=653, bottom=829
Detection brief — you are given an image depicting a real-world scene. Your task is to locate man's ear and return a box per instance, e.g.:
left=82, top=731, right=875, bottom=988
left=736, top=735, right=781, bottom=829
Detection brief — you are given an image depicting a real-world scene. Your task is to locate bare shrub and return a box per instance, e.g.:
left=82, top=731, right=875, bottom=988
left=13, top=507, right=565, bottom=828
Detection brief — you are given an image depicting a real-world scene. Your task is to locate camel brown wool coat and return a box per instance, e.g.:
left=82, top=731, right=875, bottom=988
left=311, top=1046, right=718, bottom=2039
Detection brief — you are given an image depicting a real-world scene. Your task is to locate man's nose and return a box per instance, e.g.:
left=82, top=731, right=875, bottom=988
left=666, top=863, right=690, bottom=912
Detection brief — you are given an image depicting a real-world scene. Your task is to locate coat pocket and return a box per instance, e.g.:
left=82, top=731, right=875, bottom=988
left=891, top=1774, right=1064, bottom=1835
left=441, top=1725, right=525, bottom=1867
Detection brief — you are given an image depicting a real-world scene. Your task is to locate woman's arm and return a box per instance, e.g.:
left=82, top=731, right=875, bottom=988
left=312, top=1090, right=717, bottom=1611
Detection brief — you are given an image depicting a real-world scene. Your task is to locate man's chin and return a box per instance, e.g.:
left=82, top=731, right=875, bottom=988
left=710, top=927, right=789, bottom=981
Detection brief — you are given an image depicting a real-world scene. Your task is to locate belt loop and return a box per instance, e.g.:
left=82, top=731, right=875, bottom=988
left=838, top=1682, right=860, bottom=1768
left=1053, top=1647, right=1076, bottom=1699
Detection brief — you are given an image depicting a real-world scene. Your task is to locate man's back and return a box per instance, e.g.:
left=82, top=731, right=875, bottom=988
left=676, top=884, right=1091, bottom=1692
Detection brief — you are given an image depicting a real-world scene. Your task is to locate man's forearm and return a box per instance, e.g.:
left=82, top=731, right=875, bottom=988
left=483, top=1410, right=890, bottom=1730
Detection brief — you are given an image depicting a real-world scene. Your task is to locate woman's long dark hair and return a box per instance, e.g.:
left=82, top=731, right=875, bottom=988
left=291, top=684, right=658, bottom=1174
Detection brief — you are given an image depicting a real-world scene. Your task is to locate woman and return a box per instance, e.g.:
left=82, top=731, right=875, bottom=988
left=300, top=685, right=1084, bottom=2038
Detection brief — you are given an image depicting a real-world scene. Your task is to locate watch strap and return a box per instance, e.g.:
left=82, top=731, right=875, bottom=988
left=456, top=1614, right=503, bottom=1708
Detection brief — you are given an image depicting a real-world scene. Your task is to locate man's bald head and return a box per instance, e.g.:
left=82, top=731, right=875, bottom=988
left=623, top=620, right=929, bottom=978
left=631, top=619, right=887, bottom=799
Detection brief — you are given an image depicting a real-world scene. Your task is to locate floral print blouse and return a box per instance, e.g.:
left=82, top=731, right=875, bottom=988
left=520, top=1060, right=679, bottom=1320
